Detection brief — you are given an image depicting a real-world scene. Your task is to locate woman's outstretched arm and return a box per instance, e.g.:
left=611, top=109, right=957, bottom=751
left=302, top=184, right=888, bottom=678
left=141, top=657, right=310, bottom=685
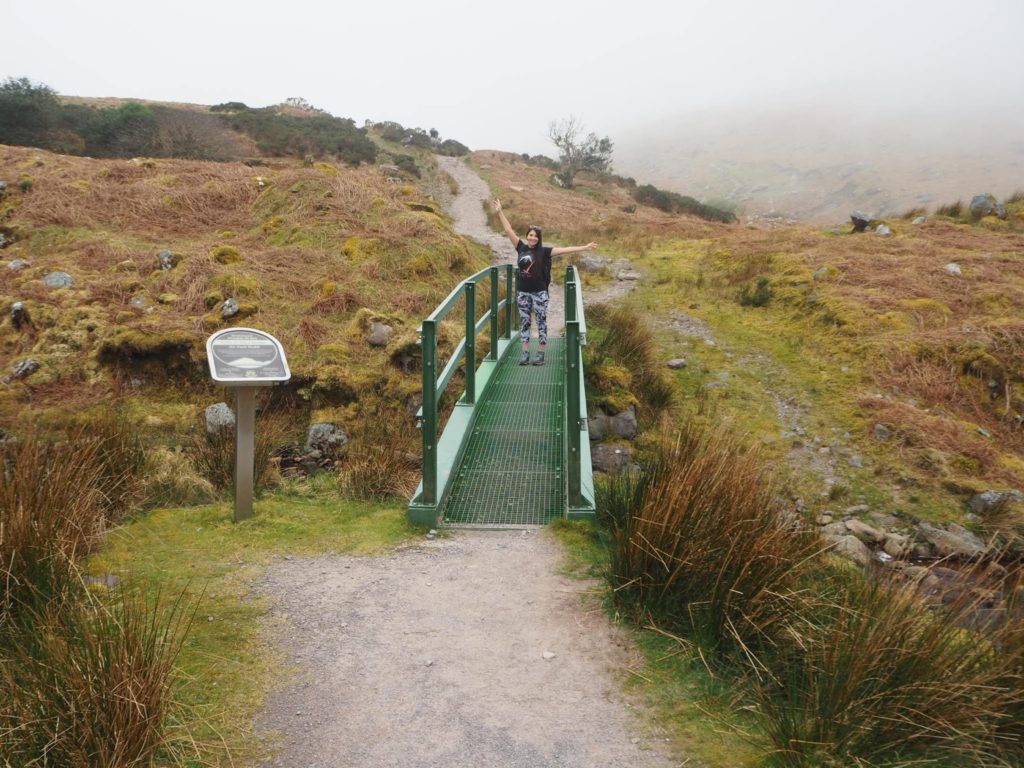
left=551, top=242, right=598, bottom=257
left=491, top=199, right=520, bottom=247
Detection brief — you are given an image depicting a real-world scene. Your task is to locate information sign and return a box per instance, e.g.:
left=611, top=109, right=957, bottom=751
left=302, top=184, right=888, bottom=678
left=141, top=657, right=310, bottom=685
left=207, top=328, right=290, bottom=383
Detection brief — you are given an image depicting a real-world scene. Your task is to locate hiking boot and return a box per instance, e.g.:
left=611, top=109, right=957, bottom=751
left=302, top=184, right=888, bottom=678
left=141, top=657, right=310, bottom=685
left=532, top=351, right=545, bottom=366
left=518, top=349, right=530, bottom=365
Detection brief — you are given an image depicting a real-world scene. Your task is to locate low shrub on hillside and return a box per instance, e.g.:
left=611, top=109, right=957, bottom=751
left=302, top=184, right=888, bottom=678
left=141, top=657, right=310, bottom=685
left=633, top=183, right=736, bottom=223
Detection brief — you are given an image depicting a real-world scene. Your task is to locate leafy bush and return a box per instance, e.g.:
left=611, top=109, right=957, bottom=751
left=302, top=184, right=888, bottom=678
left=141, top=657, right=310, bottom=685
left=633, top=183, right=736, bottom=223
left=221, top=106, right=377, bottom=165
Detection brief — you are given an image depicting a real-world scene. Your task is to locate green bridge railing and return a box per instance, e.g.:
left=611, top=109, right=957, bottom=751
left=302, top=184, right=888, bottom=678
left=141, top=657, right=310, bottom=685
left=407, top=263, right=595, bottom=526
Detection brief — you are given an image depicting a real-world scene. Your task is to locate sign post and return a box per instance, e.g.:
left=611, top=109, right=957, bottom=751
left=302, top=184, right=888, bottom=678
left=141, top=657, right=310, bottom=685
left=206, top=328, right=290, bottom=522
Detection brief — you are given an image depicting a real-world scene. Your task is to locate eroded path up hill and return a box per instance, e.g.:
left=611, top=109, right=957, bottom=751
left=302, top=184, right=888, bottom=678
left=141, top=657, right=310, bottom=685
left=251, top=161, right=675, bottom=767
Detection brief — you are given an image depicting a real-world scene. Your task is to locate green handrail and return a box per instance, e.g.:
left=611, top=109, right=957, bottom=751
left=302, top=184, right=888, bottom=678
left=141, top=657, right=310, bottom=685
left=413, top=264, right=515, bottom=513
left=564, top=265, right=595, bottom=516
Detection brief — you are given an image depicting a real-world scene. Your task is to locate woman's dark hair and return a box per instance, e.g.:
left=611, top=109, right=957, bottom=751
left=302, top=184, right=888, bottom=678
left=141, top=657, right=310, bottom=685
left=526, top=226, right=543, bottom=251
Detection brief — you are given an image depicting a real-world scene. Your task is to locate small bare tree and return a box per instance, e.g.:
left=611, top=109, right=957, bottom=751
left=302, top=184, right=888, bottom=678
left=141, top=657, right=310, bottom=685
left=547, top=116, right=613, bottom=188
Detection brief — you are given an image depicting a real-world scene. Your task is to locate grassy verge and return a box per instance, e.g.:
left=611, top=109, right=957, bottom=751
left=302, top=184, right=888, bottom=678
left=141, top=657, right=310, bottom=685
left=87, top=478, right=417, bottom=765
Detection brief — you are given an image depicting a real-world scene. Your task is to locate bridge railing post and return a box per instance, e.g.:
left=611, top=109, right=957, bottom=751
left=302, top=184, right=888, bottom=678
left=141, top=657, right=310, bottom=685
left=420, top=320, right=437, bottom=505
left=489, top=267, right=499, bottom=360
left=505, top=265, right=514, bottom=339
left=566, top=280, right=582, bottom=509
left=464, top=281, right=476, bottom=404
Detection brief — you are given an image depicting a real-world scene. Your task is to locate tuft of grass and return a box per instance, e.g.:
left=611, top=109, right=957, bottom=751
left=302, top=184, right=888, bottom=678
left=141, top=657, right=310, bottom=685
left=935, top=200, right=964, bottom=218
left=598, top=422, right=822, bottom=657
left=337, top=403, right=419, bottom=501
left=186, top=409, right=295, bottom=493
left=755, top=572, right=1021, bottom=767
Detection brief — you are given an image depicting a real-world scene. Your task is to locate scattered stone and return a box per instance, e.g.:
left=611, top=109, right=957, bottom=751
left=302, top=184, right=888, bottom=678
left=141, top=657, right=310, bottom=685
left=10, top=358, right=40, bottom=380
left=917, top=521, right=985, bottom=558
left=969, top=193, right=1006, bottom=220
left=368, top=322, right=393, bottom=347
left=869, top=512, right=901, bottom=529
left=845, top=504, right=870, bottom=515
left=222, top=298, right=240, bottom=318
left=873, top=423, right=893, bottom=441
left=542, top=651, right=556, bottom=661
left=848, top=455, right=864, bottom=468
left=43, top=271, right=74, bottom=288
left=968, top=490, right=1024, bottom=516
left=578, top=254, right=605, bottom=272
left=850, top=211, right=871, bottom=233
left=821, top=521, right=848, bottom=537
left=817, top=512, right=834, bottom=525
left=6, top=258, right=29, bottom=271
left=304, top=423, right=349, bottom=457
left=130, top=296, right=149, bottom=309
left=875, top=225, right=892, bottom=236
left=830, top=534, right=873, bottom=567
left=205, top=402, right=235, bottom=434
left=845, top=519, right=885, bottom=544
left=588, top=406, right=637, bottom=441
left=883, top=532, right=912, bottom=558
left=944, top=263, right=962, bottom=276
left=426, top=529, right=437, bottom=540
left=157, top=249, right=178, bottom=270
left=616, top=270, right=642, bottom=281
left=10, top=302, right=30, bottom=330
left=912, top=216, right=928, bottom=225
left=591, top=444, right=633, bottom=474
left=812, top=266, right=831, bottom=281
left=977, top=427, right=992, bottom=439
left=666, top=358, right=688, bottom=369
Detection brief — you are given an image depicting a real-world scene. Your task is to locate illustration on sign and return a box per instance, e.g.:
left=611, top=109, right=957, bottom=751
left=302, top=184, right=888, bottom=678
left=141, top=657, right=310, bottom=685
left=206, top=328, right=290, bottom=383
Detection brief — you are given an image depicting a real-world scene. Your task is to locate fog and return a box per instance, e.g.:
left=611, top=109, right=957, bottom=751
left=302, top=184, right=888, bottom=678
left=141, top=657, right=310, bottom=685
left=2, top=0, right=1022, bottom=159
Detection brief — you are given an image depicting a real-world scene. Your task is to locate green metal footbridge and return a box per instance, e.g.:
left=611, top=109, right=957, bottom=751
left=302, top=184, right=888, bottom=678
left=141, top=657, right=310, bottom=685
left=407, top=264, right=596, bottom=527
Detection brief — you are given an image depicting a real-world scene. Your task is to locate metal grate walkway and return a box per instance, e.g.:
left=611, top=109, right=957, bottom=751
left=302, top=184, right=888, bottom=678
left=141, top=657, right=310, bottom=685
left=443, top=338, right=564, bottom=526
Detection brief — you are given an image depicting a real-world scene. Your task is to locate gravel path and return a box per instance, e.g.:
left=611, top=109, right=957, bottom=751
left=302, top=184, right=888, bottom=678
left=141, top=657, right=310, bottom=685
left=250, top=160, right=676, bottom=767
left=254, top=531, right=679, bottom=767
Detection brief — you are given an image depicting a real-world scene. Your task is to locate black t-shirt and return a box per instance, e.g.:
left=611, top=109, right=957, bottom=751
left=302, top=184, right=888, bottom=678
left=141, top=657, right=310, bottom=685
left=515, top=240, right=553, bottom=293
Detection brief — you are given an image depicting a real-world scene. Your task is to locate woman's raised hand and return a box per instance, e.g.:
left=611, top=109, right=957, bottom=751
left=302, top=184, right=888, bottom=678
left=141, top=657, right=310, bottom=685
left=492, top=199, right=502, bottom=212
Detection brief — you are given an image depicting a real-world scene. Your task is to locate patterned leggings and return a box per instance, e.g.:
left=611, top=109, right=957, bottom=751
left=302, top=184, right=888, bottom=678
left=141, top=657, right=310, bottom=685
left=517, top=290, right=549, bottom=346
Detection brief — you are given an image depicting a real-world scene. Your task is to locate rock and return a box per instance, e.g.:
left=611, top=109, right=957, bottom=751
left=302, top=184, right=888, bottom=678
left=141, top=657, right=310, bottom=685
left=157, top=249, right=178, bottom=270
left=873, top=423, right=893, bottom=441
left=542, top=651, right=556, bottom=661
left=6, top=258, right=29, bottom=271
left=304, top=423, right=349, bottom=458
left=830, top=534, right=873, bottom=567
left=11, top=358, right=40, bottom=380
left=848, top=455, right=864, bottom=468
left=944, top=263, right=962, bottom=276
left=205, top=402, right=235, bottom=434
left=588, top=406, right=637, bottom=441
left=578, top=255, right=605, bottom=273
left=883, top=532, right=912, bottom=558
left=666, top=358, right=688, bottom=369
left=0, top=181, right=6, bottom=196
left=813, top=266, right=831, bottom=281
left=969, top=193, right=1006, bottom=220
left=845, top=504, right=870, bottom=515
left=916, top=521, right=985, bottom=558
left=43, top=271, right=74, bottom=288
left=591, top=444, right=633, bottom=474
left=222, top=298, right=240, bottom=318
left=875, top=225, right=892, bottom=236
left=869, top=512, right=901, bottom=529
left=912, top=216, right=928, bottom=225
left=130, top=296, right=148, bottom=309
left=368, top=322, right=393, bottom=347
left=850, top=211, right=871, bottom=233
left=845, top=519, right=885, bottom=544
left=968, top=490, right=1023, bottom=516
left=817, top=512, right=834, bottom=525
left=10, top=302, right=30, bottom=330
left=616, top=271, right=642, bottom=281
left=821, top=522, right=848, bottom=537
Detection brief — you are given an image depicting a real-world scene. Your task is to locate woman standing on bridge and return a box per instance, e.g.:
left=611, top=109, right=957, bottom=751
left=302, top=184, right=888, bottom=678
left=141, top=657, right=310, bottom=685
left=492, top=199, right=597, bottom=365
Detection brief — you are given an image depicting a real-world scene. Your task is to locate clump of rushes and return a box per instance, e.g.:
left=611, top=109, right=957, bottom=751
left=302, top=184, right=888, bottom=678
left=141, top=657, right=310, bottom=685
left=0, top=578, right=197, bottom=767
left=755, top=572, right=1022, bottom=767
left=187, top=408, right=293, bottom=493
left=598, top=422, right=821, bottom=657
left=337, top=401, right=419, bottom=501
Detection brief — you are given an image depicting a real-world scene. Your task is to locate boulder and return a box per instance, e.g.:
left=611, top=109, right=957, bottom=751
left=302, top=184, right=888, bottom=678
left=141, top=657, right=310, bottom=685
left=883, top=532, right=912, bottom=558
left=157, top=249, right=179, bottom=271
left=591, top=444, right=633, bottom=474
left=944, top=263, right=962, bottom=276
left=917, top=521, right=986, bottom=558
left=969, top=193, right=1006, bottom=220
left=875, top=225, right=892, bottom=236
left=578, top=254, right=605, bottom=273
left=873, top=423, right=893, bottom=441
left=222, top=298, right=240, bottom=318
left=850, top=211, right=871, bottom=233
left=968, top=490, right=1023, bottom=516
left=845, top=518, right=885, bottom=544
left=304, top=423, right=349, bottom=458
left=43, top=271, right=74, bottom=289
left=6, top=258, right=29, bottom=271
left=10, top=302, right=30, bottom=330
left=205, top=402, right=235, bottom=434
left=912, top=216, right=928, bottom=225
left=368, top=322, right=393, bottom=347
left=11, top=358, right=40, bottom=380
left=829, top=534, right=872, bottom=567
left=666, top=358, right=688, bottom=369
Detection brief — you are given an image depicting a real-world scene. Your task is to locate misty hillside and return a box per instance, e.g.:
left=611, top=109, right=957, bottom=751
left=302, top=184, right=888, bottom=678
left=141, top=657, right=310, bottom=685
left=614, top=101, right=1024, bottom=223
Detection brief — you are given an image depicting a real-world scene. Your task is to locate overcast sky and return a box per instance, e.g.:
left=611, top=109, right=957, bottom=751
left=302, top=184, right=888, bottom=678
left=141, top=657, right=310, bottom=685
left=3, top=0, right=1023, bottom=156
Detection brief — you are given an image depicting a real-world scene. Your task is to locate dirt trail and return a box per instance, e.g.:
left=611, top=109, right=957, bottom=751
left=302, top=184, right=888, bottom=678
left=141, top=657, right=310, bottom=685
left=251, top=160, right=676, bottom=767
